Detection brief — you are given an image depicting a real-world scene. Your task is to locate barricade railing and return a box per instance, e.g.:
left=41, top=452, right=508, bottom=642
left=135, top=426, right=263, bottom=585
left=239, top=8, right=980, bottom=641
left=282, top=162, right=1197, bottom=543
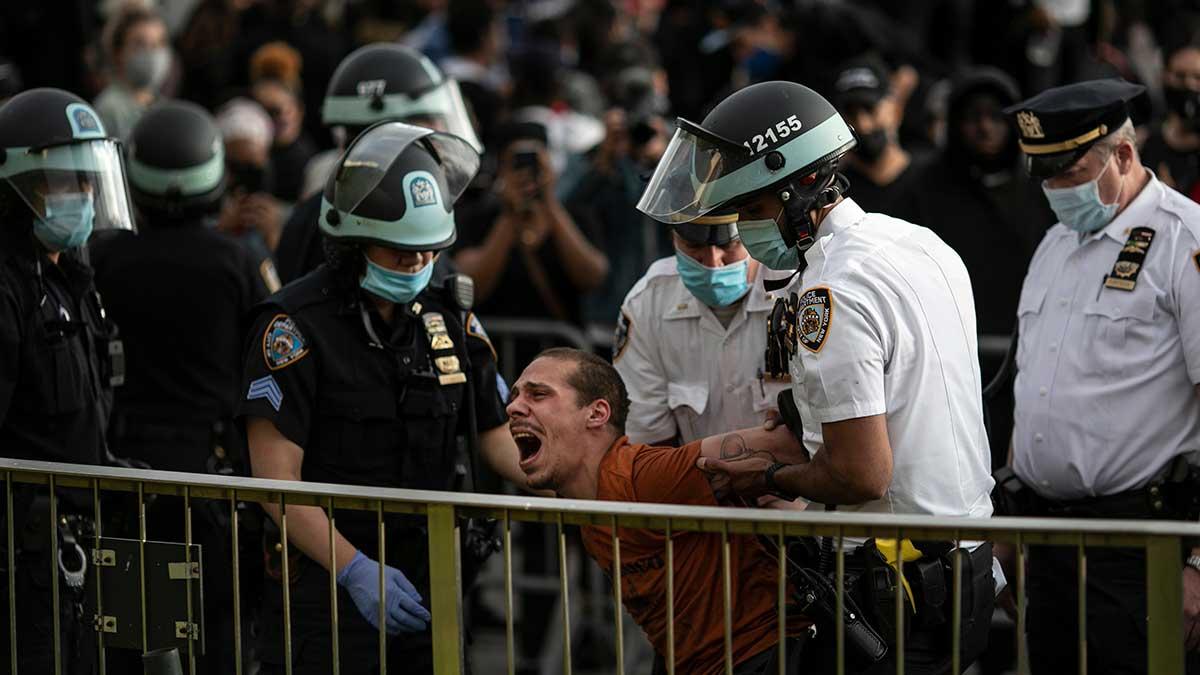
left=1, top=456, right=1192, bottom=675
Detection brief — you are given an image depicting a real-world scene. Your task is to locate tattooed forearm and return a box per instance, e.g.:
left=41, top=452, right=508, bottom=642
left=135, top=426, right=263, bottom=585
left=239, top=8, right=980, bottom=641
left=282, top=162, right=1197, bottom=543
left=718, top=434, right=780, bottom=464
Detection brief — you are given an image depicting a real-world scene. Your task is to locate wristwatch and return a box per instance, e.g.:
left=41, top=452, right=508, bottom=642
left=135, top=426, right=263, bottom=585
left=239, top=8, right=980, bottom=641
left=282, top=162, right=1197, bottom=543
left=1185, top=555, right=1200, bottom=574
left=764, top=462, right=793, bottom=499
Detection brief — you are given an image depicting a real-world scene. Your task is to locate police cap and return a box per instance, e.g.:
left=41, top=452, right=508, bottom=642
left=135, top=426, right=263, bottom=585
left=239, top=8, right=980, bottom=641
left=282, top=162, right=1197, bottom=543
left=671, top=210, right=739, bottom=246
left=1004, top=78, right=1146, bottom=179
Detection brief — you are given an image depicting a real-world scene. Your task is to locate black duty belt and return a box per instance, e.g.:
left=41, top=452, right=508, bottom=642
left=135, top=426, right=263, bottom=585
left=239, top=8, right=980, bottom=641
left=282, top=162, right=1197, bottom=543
left=1040, top=484, right=1179, bottom=519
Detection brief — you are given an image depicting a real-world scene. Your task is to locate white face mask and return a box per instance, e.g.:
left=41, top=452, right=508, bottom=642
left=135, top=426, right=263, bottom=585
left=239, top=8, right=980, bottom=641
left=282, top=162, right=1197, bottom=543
left=1041, top=153, right=1122, bottom=234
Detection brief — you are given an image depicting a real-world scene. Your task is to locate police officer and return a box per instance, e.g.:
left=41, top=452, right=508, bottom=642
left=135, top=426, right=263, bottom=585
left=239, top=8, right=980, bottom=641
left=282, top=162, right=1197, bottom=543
left=238, top=121, right=525, bottom=675
left=637, top=81, right=996, bottom=673
left=90, top=100, right=273, bottom=674
left=0, top=88, right=135, bottom=674
left=1002, top=79, right=1200, bottom=673
left=274, top=42, right=481, bottom=284
left=614, top=210, right=799, bottom=445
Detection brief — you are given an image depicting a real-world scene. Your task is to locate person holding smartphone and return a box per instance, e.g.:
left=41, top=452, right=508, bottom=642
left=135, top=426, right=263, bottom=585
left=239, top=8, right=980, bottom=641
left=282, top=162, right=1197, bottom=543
left=453, top=121, right=609, bottom=330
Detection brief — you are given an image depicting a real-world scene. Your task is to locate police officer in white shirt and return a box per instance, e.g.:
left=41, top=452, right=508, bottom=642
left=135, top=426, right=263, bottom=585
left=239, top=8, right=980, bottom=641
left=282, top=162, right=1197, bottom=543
left=614, top=210, right=798, bottom=445
left=636, top=80, right=996, bottom=673
left=1001, top=79, right=1200, bottom=674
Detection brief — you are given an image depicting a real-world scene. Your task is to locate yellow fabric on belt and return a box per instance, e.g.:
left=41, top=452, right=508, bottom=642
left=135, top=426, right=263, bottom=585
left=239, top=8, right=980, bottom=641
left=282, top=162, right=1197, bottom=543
left=875, top=538, right=921, bottom=606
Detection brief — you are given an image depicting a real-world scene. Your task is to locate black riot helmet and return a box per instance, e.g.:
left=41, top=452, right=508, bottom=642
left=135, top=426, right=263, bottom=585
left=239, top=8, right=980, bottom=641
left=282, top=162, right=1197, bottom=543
left=638, top=81, right=856, bottom=259
left=321, top=43, right=481, bottom=152
left=0, top=88, right=135, bottom=239
left=126, top=100, right=225, bottom=220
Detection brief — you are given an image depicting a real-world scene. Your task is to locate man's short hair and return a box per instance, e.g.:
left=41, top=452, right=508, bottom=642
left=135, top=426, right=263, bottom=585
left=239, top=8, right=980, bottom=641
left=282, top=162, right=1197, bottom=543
left=536, top=348, right=629, bottom=434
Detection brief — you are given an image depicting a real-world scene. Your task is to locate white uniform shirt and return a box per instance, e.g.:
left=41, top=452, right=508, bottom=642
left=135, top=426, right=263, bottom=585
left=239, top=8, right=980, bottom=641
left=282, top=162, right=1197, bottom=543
left=1013, top=174, right=1200, bottom=500
left=788, top=199, right=994, bottom=520
left=614, top=257, right=800, bottom=444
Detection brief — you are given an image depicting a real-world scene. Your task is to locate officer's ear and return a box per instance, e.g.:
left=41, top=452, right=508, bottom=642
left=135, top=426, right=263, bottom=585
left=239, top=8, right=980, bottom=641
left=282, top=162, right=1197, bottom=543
left=1115, top=139, right=1137, bottom=175
left=584, top=398, right=612, bottom=430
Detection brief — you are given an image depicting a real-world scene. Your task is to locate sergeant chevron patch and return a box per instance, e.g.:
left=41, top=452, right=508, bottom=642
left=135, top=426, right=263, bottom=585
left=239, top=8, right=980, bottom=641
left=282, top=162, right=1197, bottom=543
left=247, top=375, right=283, bottom=411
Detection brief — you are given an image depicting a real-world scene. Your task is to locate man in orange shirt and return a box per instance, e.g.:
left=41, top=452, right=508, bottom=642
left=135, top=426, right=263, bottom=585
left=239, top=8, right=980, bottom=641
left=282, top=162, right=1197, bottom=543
left=506, top=347, right=813, bottom=674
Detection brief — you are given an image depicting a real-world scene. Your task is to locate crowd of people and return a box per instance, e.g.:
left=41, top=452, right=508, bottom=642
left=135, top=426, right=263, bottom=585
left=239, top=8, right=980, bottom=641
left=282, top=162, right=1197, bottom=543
left=2, top=0, right=1200, bottom=674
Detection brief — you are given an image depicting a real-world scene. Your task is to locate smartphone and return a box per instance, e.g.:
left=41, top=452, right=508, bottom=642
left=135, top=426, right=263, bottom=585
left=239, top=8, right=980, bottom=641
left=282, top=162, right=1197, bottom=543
left=512, top=151, right=540, bottom=180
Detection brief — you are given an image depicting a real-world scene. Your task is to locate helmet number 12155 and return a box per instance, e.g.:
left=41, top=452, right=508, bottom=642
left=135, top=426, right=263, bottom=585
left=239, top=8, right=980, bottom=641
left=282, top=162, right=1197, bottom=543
left=743, top=115, right=803, bottom=154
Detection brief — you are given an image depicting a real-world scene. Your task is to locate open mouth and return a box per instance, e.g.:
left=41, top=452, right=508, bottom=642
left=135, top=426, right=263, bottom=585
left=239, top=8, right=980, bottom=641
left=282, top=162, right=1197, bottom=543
left=510, top=425, right=544, bottom=468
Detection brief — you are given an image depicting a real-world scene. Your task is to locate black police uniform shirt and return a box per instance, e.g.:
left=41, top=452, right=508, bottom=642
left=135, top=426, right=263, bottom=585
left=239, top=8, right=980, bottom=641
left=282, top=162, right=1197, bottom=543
left=90, top=223, right=270, bottom=448
left=236, top=265, right=506, bottom=549
left=0, top=241, right=112, bottom=465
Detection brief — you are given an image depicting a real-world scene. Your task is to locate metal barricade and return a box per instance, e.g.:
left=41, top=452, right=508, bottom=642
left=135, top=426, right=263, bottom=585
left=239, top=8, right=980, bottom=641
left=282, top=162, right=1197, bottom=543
left=0, top=457, right=1194, bottom=675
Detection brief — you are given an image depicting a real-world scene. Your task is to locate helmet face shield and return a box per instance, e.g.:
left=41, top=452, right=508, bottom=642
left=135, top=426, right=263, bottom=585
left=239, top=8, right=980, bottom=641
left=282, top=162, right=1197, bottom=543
left=0, top=139, right=135, bottom=235
left=636, top=123, right=749, bottom=224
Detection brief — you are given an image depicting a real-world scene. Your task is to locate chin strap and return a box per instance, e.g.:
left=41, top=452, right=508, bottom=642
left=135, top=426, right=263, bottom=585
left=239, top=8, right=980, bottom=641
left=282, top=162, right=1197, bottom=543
left=761, top=172, right=851, bottom=293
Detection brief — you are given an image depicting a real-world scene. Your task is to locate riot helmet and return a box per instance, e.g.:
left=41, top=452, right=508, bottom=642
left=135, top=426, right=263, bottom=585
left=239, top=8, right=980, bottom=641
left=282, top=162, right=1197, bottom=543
left=321, top=43, right=482, bottom=152
left=127, top=100, right=225, bottom=220
left=637, top=81, right=855, bottom=263
left=0, top=88, right=135, bottom=250
left=319, top=121, right=480, bottom=251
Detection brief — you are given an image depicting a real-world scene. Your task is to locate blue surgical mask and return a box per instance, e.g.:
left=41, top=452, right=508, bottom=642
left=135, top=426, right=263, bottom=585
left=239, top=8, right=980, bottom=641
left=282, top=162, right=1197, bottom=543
left=33, top=192, right=95, bottom=251
left=360, top=255, right=434, bottom=304
left=738, top=214, right=801, bottom=270
left=1042, top=157, right=1122, bottom=234
left=674, top=249, right=751, bottom=308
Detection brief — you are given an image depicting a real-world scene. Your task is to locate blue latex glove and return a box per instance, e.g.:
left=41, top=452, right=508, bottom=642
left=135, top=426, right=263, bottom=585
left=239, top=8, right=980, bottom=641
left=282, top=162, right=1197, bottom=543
left=336, top=551, right=431, bottom=634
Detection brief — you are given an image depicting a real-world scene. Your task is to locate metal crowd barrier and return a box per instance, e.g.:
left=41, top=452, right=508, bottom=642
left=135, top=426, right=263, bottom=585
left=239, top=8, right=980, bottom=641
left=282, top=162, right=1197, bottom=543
left=1, top=456, right=1195, bottom=675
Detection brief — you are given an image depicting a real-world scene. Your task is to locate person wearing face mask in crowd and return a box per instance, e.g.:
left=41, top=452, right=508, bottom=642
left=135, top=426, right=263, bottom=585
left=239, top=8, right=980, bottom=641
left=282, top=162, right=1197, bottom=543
left=830, top=56, right=922, bottom=217
left=93, top=4, right=172, bottom=142
left=1142, top=38, right=1200, bottom=202
left=216, top=97, right=285, bottom=260
left=999, top=79, right=1200, bottom=674
left=238, top=121, right=531, bottom=675
left=276, top=43, right=482, bottom=285
left=613, top=210, right=800, bottom=447
left=894, top=68, right=1056, bottom=466
left=0, top=88, right=135, bottom=675
left=637, top=80, right=996, bottom=673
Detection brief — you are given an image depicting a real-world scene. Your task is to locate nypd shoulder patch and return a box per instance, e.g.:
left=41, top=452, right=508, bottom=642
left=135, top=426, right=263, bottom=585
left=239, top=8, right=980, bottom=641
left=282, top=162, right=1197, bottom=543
left=247, top=375, right=283, bottom=412
left=613, top=309, right=632, bottom=362
left=262, top=314, right=309, bottom=370
left=466, top=312, right=497, bottom=362
left=796, top=287, right=833, bottom=354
